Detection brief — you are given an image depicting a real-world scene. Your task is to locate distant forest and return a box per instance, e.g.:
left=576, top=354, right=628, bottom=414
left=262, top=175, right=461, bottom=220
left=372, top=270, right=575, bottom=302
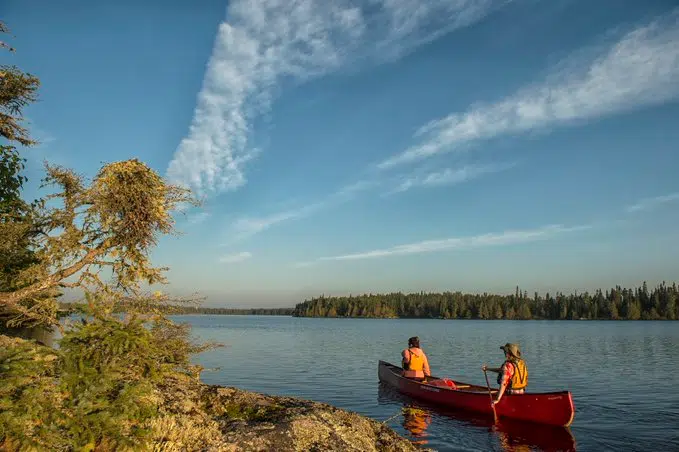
left=58, top=303, right=293, bottom=316
left=163, top=306, right=294, bottom=316
left=292, top=282, right=679, bottom=320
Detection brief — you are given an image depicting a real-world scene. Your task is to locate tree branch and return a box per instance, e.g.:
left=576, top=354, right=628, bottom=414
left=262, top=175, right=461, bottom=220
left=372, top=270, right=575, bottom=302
left=0, top=244, right=106, bottom=307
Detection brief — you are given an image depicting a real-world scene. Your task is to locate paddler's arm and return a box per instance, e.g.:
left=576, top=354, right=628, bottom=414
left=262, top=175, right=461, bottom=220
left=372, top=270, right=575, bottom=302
left=402, top=349, right=410, bottom=368
left=481, top=364, right=501, bottom=373
left=492, top=363, right=511, bottom=404
left=493, top=381, right=508, bottom=405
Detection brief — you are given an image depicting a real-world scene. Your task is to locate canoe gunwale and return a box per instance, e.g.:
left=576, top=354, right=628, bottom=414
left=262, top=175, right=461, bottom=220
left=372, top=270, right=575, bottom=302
left=378, top=360, right=569, bottom=397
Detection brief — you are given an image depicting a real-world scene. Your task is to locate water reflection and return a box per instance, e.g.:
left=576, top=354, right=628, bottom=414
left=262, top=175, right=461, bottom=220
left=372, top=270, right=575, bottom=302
left=378, top=383, right=576, bottom=451
left=401, top=405, right=433, bottom=445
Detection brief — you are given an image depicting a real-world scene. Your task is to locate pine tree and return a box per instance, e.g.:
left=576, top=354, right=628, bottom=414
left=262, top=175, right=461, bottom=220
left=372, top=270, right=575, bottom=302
left=0, top=21, right=44, bottom=326
left=517, top=301, right=532, bottom=320
left=0, top=21, right=215, bottom=450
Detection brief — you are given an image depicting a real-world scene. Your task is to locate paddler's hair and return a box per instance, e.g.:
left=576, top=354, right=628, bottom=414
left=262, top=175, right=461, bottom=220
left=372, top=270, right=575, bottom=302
left=408, top=336, right=420, bottom=348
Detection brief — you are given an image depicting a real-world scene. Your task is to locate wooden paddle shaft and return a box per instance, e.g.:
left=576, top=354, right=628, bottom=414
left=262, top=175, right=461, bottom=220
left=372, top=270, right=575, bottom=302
left=483, top=369, right=498, bottom=423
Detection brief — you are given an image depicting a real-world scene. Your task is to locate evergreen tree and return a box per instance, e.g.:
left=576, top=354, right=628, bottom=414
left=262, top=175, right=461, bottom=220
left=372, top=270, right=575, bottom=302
left=0, top=21, right=44, bottom=326
left=0, top=21, right=216, bottom=449
left=517, top=301, right=532, bottom=320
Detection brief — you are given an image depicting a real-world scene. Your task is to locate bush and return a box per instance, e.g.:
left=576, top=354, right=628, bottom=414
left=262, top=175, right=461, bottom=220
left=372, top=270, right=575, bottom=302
left=0, top=335, right=66, bottom=450
left=0, top=300, right=212, bottom=451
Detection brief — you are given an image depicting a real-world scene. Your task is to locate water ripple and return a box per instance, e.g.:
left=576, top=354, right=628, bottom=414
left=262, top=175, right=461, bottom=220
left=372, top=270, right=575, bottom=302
left=178, top=316, right=679, bottom=451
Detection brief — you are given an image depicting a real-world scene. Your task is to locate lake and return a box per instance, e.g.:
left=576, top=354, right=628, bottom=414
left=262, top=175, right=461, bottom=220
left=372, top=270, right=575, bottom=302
left=172, top=315, right=679, bottom=451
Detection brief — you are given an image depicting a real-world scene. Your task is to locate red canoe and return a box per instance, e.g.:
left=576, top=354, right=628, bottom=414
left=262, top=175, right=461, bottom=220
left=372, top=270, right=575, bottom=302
left=378, top=360, right=575, bottom=427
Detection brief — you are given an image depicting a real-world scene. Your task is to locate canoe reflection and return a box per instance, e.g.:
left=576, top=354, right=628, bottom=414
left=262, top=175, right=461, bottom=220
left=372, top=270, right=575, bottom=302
left=378, top=382, right=576, bottom=451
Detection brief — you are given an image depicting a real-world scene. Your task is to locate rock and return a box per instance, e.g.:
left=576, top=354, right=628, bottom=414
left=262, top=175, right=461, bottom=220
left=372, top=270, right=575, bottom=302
left=152, top=375, right=428, bottom=452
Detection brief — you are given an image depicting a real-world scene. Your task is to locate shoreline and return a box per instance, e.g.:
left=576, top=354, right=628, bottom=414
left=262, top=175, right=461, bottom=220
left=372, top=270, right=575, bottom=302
left=153, top=375, right=426, bottom=451
left=0, top=334, right=424, bottom=451
left=175, top=314, right=676, bottom=321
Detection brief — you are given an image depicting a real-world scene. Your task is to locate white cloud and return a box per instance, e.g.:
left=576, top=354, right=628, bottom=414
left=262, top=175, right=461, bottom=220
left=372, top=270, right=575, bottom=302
left=390, top=162, right=515, bottom=194
left=187, top=211, right=211, bottom=225
left=225, top=179, right=376, bottom=242
left=378, top=9, right=679, bottom=169
left=218, top=251, right=253, bottom=264
left=166, top=0, right=509, bottom=195
left=335, top=179, right=376, bottom=196
left=626, top=192, right=679, bottom=213
left=297, top=224, right=589, bottom=265
left=229, top=205, right=321, bottom=241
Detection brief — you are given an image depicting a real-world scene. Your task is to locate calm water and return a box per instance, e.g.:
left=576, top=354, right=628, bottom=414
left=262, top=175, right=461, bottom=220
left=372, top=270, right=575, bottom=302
left=172, top=316, right=679, bottom=451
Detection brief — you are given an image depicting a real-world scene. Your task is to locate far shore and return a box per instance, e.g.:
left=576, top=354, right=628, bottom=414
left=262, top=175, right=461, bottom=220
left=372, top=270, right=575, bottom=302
left=58, top=282, right=679, bottom=321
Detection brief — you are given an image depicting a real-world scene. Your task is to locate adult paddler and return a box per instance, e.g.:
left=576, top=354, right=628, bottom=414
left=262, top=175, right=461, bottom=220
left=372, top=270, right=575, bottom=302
left=482, top=342, right=528, bottom=405
left=401, top=336, right=431, bottom=382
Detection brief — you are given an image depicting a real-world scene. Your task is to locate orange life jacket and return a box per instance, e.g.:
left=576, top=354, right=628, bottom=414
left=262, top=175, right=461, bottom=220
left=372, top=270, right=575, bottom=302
left=506, top=359, right=528, bottom=390
left=402, top=347, right=428, bottom=379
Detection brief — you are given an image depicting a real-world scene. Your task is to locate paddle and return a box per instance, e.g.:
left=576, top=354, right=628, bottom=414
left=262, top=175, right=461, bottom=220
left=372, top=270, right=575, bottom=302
left=483, top=369, right=498, bottom=423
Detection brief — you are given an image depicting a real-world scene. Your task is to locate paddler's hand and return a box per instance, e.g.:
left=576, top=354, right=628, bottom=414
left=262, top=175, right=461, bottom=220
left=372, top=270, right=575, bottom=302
left=481, top=364, right=488, bottom=371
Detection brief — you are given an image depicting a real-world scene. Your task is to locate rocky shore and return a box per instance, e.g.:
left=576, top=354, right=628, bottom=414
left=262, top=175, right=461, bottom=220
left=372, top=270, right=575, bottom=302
left=151, top=374, right=425, bottom=451
left=2, top=334, right=424, bottom=451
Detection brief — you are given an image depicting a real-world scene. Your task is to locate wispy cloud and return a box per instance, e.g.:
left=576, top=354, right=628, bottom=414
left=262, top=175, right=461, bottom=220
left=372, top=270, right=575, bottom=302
left=218, top=251, right=252, bottom=264
left=165, top=0, right=509, bottom=195
left=225, top=179, right=377, bottom=243
left=229, top=204, right=323, bottom=241
left=626, top=192, right=679, bottom=213
left=389, top=162, right=516, bottom=194
left=187, top=211, right=211, bottom=225
left=296, top=224, right=589, bottom=266
left=378, top=9, right=679, bottom=169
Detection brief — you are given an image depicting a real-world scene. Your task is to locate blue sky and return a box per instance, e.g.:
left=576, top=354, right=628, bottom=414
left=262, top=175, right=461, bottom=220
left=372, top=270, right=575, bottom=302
left=4, top=0, right=679, bottom=306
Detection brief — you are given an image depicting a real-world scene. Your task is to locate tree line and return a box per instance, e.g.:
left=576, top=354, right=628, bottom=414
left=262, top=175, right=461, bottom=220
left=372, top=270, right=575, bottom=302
left=167, top=306, right=293, bottom=315
left=58, top=302, right=293, bottom=316
left=292, top=282, right=679, bottom=320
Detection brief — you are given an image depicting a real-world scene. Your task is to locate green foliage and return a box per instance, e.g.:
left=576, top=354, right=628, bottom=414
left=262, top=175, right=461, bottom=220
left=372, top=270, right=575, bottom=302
left=0, top=20, right=40, bottom=224
left=0, top=146, right=27, bottom=212
left=293, top=282, right=679, bottom=321
left=0, top=296, right=215, bottom=451
left=59, top=312, right=160, bottom=449
left=0, top=62, right=40, bottom=146
left=0, top=336, right=66, bottom=451
left=0, top=21, right=47, bottom=328
left=216, top=402, right=285, bottom=422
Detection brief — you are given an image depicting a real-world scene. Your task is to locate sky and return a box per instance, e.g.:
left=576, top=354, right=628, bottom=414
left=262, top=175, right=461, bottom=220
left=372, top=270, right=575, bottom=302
left=3, top=0, right=679, bottom=307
